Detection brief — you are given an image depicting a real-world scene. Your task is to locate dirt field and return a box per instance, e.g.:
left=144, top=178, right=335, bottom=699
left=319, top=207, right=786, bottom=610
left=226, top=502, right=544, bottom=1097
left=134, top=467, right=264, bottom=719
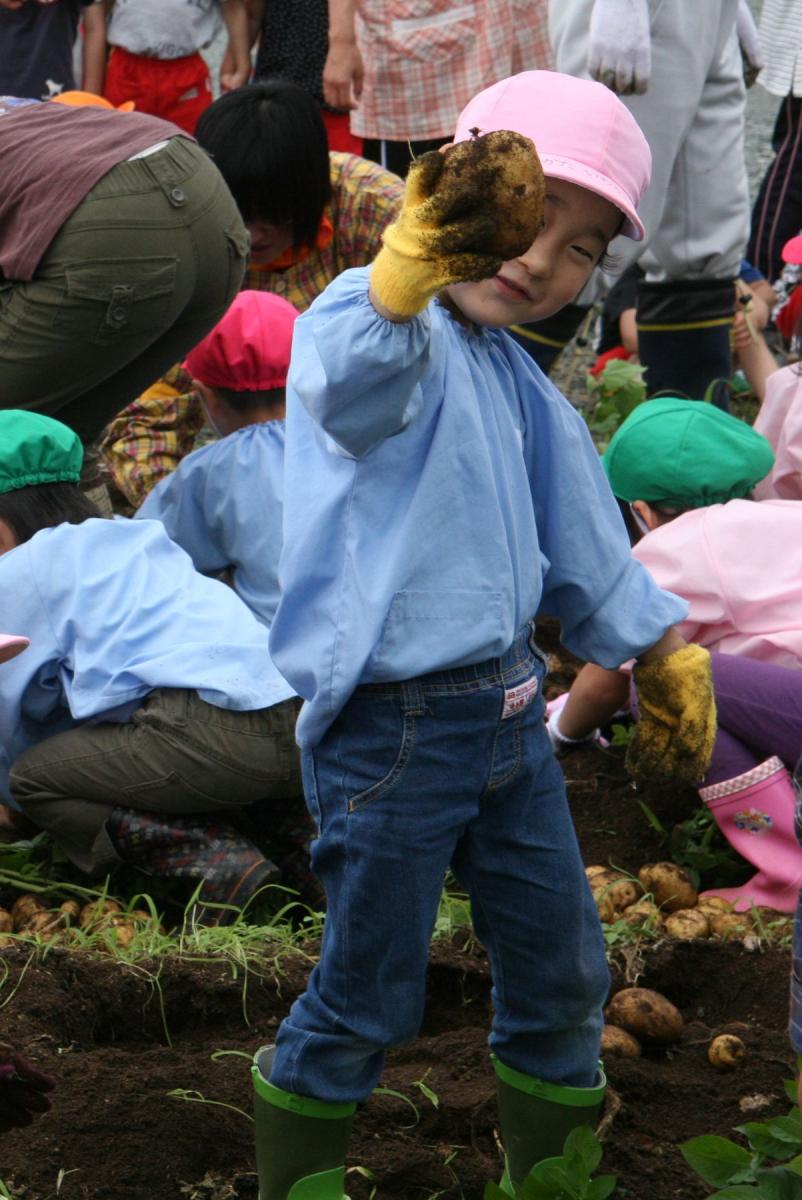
left=1, top=623, right=796, bottom=1200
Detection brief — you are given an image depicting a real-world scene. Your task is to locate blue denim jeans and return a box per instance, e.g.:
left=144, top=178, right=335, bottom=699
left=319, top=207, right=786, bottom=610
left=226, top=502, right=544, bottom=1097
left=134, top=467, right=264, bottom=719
left=270, top=626, right=609, bottom=1103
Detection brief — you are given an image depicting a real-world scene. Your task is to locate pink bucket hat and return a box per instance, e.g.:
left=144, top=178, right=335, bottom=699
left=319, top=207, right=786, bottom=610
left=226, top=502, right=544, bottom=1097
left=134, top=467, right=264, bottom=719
left=184, top=291, right=300, bottom=392
left=453, top=71, right=651, bottom=242
left=0, top=635, right=29, bottom=664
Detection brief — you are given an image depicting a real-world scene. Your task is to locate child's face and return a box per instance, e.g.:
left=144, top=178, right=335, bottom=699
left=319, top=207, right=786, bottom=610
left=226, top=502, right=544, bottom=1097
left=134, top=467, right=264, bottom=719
left=444, top=177, right=621, bottom=328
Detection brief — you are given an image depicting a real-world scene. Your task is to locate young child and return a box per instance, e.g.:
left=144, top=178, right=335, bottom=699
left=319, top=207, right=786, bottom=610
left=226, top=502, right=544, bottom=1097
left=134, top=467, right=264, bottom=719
left=0, top=410, right=304, bottom=919
left=254, top=71, right=716, bottom=1195
left=103, top=0, right=251, bottom=134
left=136, top=291, right=297, bottom=628
left=549, top=397, right=802, bottom=913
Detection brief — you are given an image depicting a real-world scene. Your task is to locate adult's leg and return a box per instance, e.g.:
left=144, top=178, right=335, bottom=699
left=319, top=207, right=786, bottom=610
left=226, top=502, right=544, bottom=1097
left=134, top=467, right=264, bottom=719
left=748, top=95, right=802, bottom=283
left=0, top=137, right=248, bottom=445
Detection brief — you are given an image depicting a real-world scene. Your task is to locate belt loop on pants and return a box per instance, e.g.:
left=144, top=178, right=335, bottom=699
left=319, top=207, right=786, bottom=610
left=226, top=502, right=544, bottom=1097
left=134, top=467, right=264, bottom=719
left=400, top=680, right=425, bottom=716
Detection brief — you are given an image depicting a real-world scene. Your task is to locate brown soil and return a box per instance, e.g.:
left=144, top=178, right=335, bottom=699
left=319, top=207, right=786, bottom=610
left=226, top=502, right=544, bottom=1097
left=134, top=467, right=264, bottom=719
left=1, top=624, right=796, bottom=1199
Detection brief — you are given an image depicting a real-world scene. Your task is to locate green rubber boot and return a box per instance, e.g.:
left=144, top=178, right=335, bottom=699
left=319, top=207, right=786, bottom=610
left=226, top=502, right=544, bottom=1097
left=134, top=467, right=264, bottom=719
left=493, top=1055, right=606, bottom=1195
left=252, top=1047, right=356, bottom=1200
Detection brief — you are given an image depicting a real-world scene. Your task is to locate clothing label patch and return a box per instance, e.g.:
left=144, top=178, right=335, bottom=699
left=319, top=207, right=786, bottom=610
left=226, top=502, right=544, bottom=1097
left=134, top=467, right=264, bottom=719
left=502, top=675, right=539, bottom=719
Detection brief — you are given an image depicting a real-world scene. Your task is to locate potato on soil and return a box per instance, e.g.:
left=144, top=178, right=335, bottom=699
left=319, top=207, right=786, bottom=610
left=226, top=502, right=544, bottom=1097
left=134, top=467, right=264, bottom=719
left=709, top=911, right=753, bottom=941
left=708, top=1034, right=746, bottom=1070
left=11, top=894, right=45, bottom=930
left=638, top=863, right=698, bottom=912
left=0, top=908, right=12, bottom=934
left=22, top=910, right=66, bottom=941
left=699, top=896, right=734, bottom=912
left=98, top=916, right=137, bottom=950
left=59, top=900, right=81, bottom=924
left=79, top=898, right=121, bottom=929
left=605, top=987, right=683, bottom=1045
left=586, top=865, right=612, bottom=881
left=664, top=909, right=710, bottom=940
left=601, top=1024, right=642, bottom=1059
left=621, top=899, right=664, bottom=930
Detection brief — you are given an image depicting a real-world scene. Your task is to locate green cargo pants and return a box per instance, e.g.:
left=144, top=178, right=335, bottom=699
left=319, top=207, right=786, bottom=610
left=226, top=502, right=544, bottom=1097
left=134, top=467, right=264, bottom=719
left=0, top=136, right=249, bottom=445
left=10, top=689, right=302, bottom=875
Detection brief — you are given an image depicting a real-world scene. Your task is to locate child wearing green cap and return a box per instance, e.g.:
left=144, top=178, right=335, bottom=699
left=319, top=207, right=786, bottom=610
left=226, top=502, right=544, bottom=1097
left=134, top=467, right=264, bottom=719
left=0, top=409, right=306, bottom=920
left=550, top=396, right=802, bottom=916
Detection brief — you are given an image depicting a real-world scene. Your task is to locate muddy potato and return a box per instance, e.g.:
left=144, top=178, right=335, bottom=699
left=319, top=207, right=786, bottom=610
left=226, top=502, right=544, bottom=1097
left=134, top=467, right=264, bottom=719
left=605, top=878, right=643, bottom=912
left=23, top=910, right=65, bottom=941
left=59, top=900, right=81, bottom=924
left=622, top=899, right=664, bottom=930
left=637, top=863, right=698, bottom=913
left=0, top=908, right=12, bottom=934
left=11, top=893, right=45, bottom=930
left=664, top=909, right=710, bottom=940
left=586, top=865, right=613, bottom=882
left=591, top=886, right=616, bottom=924
left=79, top=899, right=121, bottom=929
left=708, top=1034, right=746, bottom=1071
left=709, top=911, right=753, bottom=941
left=601, top=1024, right=642, bottom=1059
left=99, top=916, right=136, bottom=949
left=697, top=896, right=734, bottom=912
left=605, top=987, right=683, bottom=1045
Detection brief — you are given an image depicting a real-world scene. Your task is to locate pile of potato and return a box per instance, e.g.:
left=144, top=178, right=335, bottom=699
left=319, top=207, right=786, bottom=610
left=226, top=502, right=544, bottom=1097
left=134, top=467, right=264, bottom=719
left=586, top=861, right=791, bottom=942
left=601, top=985, right=747, bottom=1070
left=0, top=893, right=153, bottom=951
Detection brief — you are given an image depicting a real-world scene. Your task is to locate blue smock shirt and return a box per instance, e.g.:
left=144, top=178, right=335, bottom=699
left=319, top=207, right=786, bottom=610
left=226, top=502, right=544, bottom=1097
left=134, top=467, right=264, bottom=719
left=0, top=518, right=294, bottom=806
left=138, top=422, right=285, bottom=627
left=270, top=268, right=688, bottom=748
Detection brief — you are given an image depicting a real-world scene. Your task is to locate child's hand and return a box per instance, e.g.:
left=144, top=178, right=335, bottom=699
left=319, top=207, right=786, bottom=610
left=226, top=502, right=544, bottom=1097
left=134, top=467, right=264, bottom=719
left=627, top=644, right=716, bottom=788
left=370, top=130, right=545, bottom=319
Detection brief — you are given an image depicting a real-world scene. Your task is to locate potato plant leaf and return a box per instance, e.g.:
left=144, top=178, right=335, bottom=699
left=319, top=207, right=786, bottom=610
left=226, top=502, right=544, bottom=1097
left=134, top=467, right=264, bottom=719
left=680, top=1135, right=753, bottom=1187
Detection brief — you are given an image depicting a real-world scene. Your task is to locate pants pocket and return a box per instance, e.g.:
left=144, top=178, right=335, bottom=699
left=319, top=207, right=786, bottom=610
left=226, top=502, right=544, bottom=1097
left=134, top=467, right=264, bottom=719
left=56, top=256, right=178, bottom=346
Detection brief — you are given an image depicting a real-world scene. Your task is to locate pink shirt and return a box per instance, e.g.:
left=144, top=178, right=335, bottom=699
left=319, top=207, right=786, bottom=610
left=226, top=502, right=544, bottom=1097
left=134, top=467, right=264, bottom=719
left=352, top=0, right=551, bottom=142
left=753, top=364, right=802, bottom=501
left=633, top=499, right=802, bottom=668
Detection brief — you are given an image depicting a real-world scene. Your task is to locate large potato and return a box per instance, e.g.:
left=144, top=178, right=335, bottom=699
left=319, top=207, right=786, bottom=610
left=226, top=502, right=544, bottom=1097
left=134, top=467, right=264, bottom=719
left=622, top=899, right=664, bottom=931
left=709, top=911, right=752, bottom=941
left=79, top=899, right=121, bottom=929
left=664, top=909, right=710, bottom=940
left=601, top=1024, right=642, bottom=1059
left=638, top=863, right=698, bottom=912
left=11, top=894, right=45, bottom=931
left=605, top=987, right=683, bottom=1044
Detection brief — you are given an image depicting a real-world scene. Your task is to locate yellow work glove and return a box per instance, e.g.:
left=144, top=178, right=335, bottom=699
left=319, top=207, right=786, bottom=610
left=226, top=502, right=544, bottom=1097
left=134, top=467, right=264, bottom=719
left=627, top=644, right=717, bottom=788
left=370, top=130, right=545, bottom=318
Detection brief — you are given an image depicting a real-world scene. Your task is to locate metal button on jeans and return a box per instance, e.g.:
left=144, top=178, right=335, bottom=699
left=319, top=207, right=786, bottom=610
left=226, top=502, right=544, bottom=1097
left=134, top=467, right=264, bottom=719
left=169, top=187, right=186, bottom=206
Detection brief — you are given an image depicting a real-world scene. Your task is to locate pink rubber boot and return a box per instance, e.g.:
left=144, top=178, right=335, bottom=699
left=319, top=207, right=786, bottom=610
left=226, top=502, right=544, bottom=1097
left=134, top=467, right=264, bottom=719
left=700, top=757, right=802, bottom=913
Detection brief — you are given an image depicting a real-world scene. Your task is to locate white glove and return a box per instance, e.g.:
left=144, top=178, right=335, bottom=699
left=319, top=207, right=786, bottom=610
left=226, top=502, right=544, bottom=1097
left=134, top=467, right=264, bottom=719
left=736, top=0, right=765, bottom=72
left=545, top=694, right=602, bottom=754
left=588, top=0, right=651, bottom=95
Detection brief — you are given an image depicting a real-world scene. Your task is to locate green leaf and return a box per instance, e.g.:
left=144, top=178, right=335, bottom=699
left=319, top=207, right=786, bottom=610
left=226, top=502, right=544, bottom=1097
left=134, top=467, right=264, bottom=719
left=680, top=1135, right=753, bottom=1187
left=754, top=1165, right=802, bottom=1199
left=737, top=1120, right=802, bottom=1161
left=585, top=1175, right=617, bottom=1200
left=786, top=1154, right=802, bottom=1176
left=784, top=1078, right=799, bottom=1104
left=563, top=1126, right=603, bottom=1178
left=483, top=1183, right=510, bottom=1200
left=708, top=1188, right=763, bottom=1198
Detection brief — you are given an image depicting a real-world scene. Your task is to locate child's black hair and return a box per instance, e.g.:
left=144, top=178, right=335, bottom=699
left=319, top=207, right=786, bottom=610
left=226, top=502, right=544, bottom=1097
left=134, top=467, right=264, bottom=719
left=195, top=79, right=332, bottom=251
left=0, top=482, right=100, bottom=545
left=215, top=386, right=287, bottom=415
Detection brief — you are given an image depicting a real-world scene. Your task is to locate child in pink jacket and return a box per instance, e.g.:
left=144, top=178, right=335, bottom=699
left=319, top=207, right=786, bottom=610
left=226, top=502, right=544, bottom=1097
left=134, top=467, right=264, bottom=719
left=550, top=397, right=802, bottom=915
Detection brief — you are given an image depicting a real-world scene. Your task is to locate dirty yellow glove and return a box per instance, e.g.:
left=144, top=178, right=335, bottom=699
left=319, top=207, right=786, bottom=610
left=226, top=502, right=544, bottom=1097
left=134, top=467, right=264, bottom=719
left=627, top=644, right=716, bottom=788
left=370, top=130, right=545, bottom=318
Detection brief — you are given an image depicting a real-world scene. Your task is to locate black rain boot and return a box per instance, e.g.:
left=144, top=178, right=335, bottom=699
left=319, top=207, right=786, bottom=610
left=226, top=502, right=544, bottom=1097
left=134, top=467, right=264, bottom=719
left=252, top=1046, right=355, bottom=1200
left=106, top=808, right=281, bottom=924
left=493, top=1055, right=606, bottom=1194
left=508, top=303, right=590, bottom=374
left=636, top=278, right=735, bottom=407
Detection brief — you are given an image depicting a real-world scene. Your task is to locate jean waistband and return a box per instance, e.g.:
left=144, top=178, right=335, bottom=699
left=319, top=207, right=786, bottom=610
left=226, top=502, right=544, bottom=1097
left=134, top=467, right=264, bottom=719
left=359, top=623, right=542, bottom=698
